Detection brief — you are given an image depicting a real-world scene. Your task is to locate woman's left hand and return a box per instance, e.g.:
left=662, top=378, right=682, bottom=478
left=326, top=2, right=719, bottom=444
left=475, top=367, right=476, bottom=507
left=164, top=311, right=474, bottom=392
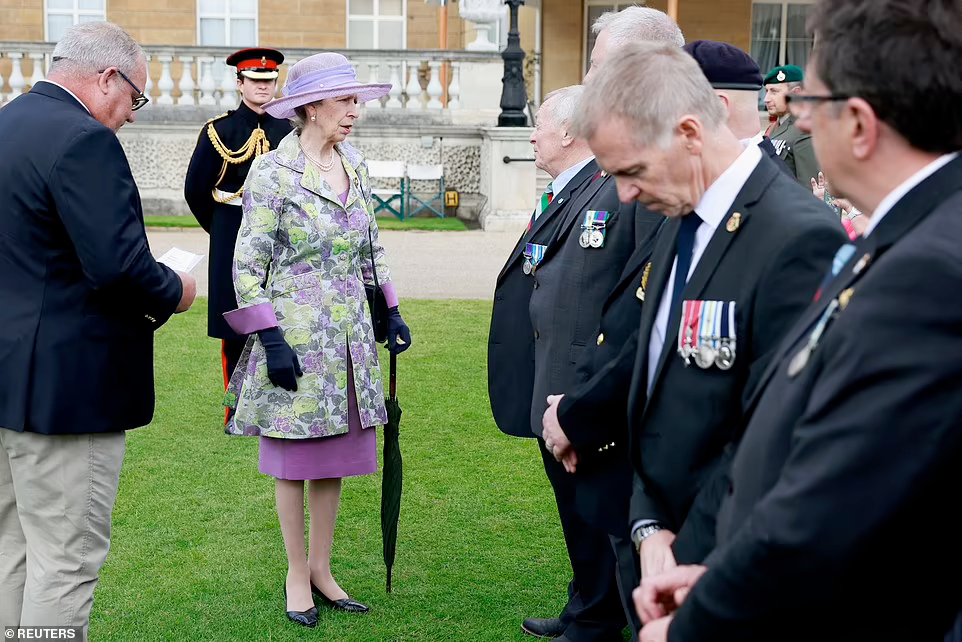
left=386, top=307, right=412, bottom=354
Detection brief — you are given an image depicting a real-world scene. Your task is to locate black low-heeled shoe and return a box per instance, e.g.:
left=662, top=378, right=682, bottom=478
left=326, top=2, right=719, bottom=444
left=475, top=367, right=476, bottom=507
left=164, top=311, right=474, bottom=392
left=284, top=585, right=319, bottom=627
left=311, top=582, right=370, bottom=614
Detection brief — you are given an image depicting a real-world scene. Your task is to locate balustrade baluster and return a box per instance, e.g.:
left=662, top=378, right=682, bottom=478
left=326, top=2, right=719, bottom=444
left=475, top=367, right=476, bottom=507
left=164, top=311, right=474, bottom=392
left=426, top=61, right=443, bottom=109
left=157, top=55, right=174, bottom=104
left=404, top=60, right=423, bottom=111
left=28, top=53, right=44, bottom=91
left=198, top=57, right=216, bottom=105
left=177, top=55, right=195, bottom=106
left=447, top=61, right=461, bottom=110
left=6, top=53, right=25, bottom=103
left=386, top=62, right=403, bottom=108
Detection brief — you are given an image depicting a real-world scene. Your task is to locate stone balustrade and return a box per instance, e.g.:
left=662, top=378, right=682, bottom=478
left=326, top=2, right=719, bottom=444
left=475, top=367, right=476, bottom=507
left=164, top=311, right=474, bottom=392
left=0, top=43, right=505, bottom=122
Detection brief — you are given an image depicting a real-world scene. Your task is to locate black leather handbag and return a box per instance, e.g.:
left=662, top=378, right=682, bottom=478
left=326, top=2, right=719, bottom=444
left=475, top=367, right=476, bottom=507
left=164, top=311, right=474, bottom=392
left=366, top=226, right=389, bottom=343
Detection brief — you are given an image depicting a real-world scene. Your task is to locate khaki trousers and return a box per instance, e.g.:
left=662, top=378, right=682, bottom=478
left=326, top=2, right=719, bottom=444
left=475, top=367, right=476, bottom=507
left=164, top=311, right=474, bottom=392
left=0, top=429, right=125, bottom=634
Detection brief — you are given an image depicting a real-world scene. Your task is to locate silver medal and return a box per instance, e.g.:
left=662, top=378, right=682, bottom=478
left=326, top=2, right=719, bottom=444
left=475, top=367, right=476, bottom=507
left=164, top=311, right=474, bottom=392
left=589, top=229, right=605, bottom=248
left=579, top=230, right=591, bottom=248
left=522, top=259, right=532, bottom=275
left=715, top=343, right=734, bottom=370
left=787, top=346, right=810, bottom=378
left=694, top=344, right=716, bottom=369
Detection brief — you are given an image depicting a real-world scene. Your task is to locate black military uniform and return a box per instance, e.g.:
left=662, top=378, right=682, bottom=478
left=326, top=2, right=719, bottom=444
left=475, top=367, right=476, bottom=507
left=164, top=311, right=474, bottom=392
left=184, top=48, right=292, bottom=400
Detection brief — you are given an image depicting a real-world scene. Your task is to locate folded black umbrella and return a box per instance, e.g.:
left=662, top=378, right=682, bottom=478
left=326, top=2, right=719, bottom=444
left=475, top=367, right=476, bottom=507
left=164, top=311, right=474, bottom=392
left=380, top=351, right=403, bottom=593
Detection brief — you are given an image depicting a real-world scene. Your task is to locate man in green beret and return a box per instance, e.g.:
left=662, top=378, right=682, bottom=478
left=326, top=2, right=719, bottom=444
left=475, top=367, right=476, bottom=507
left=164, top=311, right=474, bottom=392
left=764, top=64, right=820, bottom=187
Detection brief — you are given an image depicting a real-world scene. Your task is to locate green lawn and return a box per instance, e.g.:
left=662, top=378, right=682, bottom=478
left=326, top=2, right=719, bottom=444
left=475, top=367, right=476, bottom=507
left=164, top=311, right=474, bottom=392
left=90, top=298, right=570, bottom=641
left=144, top=216, right=469, bottom=232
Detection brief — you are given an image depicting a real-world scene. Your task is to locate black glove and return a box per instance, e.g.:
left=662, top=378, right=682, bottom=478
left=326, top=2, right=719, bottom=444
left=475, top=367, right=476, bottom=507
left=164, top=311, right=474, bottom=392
left=386, top=306, right=412, bottom=354
left=257, top=327, right=302, bottom=391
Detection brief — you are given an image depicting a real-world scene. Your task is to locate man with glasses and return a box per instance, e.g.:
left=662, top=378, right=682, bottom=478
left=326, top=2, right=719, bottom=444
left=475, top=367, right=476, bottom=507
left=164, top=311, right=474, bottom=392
left=184, top=48, right=292, bottom=420
left=635, top=0, right=962, bottom=639
left=0, top=21, right=195, bottom=634
left=763, top=64, right=820, bottom=187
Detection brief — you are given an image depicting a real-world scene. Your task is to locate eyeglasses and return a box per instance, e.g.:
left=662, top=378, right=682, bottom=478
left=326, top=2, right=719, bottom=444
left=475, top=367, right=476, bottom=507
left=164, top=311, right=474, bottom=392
left=114, top=69, right=149, bottom=111
left=786, top=93, right=852, bottom=118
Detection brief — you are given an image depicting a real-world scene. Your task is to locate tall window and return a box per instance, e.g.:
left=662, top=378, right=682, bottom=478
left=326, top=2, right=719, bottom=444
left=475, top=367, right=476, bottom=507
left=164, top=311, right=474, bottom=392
left=45, top=0, right=106, bottom=42
left=347, top=0, right=405, bottom=49
left=583, top=2, right=645, bottom=76
left=198, top=0, right=257, bottom=47
left=751, top=2, right=815, bottom=80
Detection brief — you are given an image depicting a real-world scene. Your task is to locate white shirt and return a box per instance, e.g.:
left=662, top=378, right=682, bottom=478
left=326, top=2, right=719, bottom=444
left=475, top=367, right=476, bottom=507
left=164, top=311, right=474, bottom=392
left=646, top=143, right=763, bottom=394
left=34, top=79, right=90, bottom=113
left=862, top=152, right=959, bottom=237
left=536, top=156, right=595, bottom=220
left=740, top=132, right=765, bottom=149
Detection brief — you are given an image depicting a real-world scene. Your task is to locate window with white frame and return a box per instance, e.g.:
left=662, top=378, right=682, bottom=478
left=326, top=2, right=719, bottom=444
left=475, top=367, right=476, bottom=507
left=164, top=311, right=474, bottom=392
left=198, top=0, right=258, bottom=47
left=751, top=2, right=815, bottom=80
left=45, top=0, right=106, bottom=42
left=347, top=0, right=405, bottom=49
left=583, top=1, right=644, bottom=76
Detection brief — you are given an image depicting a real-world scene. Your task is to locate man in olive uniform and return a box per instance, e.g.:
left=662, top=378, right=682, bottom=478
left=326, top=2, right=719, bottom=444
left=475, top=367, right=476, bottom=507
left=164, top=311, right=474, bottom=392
left=184, top=48, right=292, bottom=422
left=763, top=64, right=820, bottom=187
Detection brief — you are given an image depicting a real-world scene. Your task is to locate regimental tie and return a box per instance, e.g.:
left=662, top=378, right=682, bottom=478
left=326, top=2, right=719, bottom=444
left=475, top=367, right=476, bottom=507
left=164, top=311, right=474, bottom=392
left=526, top=182, right=554, bottom=233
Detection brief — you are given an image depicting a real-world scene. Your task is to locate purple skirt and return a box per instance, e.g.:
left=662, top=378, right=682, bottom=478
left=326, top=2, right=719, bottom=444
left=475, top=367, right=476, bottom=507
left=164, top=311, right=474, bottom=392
left=258, top=352, right=378, bottom=481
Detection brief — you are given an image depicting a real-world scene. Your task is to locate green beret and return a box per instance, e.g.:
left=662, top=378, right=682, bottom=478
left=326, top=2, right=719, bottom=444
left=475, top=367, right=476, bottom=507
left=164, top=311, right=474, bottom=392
left=764, top=65, right=804, bottom=85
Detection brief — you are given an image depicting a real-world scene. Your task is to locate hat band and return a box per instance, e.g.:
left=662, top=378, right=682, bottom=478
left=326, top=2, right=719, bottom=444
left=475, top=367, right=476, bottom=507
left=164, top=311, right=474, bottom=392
left=283, top=64, right=358, bottom=97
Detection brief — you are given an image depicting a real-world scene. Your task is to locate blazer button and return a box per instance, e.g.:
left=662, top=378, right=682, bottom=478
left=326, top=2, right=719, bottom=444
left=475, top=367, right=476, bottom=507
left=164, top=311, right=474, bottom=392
left=596, top=333, right=605, bottom=346
left=534, top=330, right=540, bottom=340
left=533, top=281, right=539, bottom=289
left=728, top=482, right=735, bottom=496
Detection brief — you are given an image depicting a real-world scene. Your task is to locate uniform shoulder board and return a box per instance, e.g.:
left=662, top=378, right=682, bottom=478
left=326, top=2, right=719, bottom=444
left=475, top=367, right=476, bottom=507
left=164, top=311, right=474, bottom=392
left=205, top=111, right=231, bottom=125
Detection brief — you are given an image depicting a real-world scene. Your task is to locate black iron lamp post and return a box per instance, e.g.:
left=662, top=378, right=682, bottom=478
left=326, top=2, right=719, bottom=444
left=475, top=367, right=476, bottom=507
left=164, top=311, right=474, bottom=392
left=498, top=0, right=528, bottom=127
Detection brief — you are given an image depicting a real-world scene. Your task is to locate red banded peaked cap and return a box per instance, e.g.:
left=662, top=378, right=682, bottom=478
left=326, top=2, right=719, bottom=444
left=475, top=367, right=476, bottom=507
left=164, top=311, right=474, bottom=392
left=226, top=48, right=285, bottom=79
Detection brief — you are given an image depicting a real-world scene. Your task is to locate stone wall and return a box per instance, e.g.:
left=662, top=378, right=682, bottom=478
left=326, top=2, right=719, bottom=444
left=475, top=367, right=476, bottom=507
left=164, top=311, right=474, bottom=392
left=118, top=111, right=487, bottom=219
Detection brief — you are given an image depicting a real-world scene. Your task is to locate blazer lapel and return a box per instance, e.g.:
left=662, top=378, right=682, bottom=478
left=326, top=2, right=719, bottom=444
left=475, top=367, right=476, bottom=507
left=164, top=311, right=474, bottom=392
left=550, top=166, right=608, bottom=249
left=744, top=154, right=962, bottom=413
left=630, top=217, right=679, bottom=411
left=494, top=164, right=591, bottom=284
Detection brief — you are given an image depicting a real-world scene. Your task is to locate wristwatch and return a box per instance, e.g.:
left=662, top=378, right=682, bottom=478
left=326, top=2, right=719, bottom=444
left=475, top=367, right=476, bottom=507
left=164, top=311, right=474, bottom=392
left=631, top=522, right=665, bottom=553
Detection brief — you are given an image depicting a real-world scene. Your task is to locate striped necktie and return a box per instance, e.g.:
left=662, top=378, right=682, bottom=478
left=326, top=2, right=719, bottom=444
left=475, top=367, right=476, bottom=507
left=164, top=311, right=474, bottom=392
left=527, top=182, right=554, bottom=232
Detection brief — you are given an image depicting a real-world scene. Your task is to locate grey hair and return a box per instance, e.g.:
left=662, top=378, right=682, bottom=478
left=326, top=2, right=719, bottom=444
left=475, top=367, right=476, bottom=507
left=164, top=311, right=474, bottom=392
left=539, top=85, right=585, bottom=127
left=572, top=41, right=725, bottom=148
left=290, top=102, right=323, bottom=134
left=50, top=22, right=144, bottom=77
left=591, top=6, right=684, bottom=48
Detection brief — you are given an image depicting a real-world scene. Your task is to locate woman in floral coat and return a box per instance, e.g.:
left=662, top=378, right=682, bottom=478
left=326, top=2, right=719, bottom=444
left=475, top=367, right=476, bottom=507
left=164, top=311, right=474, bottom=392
left=223, top=52, right=412, bottom=628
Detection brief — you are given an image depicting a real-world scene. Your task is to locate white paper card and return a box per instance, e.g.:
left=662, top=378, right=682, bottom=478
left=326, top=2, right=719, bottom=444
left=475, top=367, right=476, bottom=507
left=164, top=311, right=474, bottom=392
left=156, top=247, right=204, bottom=274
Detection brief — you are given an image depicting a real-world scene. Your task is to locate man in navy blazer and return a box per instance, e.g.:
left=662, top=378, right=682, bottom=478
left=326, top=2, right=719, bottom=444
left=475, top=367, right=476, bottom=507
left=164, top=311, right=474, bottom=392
left=0, top=22, right=194, bottom=633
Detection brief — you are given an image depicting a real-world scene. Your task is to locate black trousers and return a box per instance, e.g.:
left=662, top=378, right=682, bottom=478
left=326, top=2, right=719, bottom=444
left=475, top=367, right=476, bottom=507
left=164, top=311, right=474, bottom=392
left=539, top=439, right=626, bottom=642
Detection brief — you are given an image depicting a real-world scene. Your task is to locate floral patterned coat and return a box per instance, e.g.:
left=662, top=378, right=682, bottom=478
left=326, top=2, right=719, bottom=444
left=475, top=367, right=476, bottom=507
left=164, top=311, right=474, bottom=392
left=224, top=131, right=391, bottom=439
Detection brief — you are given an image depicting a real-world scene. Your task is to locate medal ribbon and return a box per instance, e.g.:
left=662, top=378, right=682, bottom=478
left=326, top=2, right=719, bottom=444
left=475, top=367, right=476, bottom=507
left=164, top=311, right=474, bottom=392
left=526, top=243, right=547, bottom=267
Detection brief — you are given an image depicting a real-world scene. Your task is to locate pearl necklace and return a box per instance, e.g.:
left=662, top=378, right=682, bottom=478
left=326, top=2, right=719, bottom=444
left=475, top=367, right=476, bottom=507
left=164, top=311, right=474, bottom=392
left=301, top=143, right=336, bottom=172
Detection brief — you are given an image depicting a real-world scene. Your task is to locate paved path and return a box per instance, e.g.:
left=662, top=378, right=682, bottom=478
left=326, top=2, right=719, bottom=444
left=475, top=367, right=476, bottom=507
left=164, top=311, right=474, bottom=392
left=147, top=228, right=521, bottom=299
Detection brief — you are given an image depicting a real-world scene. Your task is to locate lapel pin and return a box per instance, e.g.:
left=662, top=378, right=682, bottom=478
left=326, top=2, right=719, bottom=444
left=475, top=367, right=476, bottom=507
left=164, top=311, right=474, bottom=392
left=726, top=212, right=742, bottom=233
left=636, top=262, right=651, bottom=301
left=838, top=288, right=855, bottom=310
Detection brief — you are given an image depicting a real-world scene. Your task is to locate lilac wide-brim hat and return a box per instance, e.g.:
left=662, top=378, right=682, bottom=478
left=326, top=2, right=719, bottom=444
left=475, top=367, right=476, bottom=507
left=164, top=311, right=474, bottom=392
left=263, top=52, right=392, bottom=120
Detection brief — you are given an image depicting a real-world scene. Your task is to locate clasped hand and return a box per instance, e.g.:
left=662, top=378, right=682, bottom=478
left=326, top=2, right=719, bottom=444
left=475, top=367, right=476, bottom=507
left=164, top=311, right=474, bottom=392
left=542, top=394, right=578, bottom=473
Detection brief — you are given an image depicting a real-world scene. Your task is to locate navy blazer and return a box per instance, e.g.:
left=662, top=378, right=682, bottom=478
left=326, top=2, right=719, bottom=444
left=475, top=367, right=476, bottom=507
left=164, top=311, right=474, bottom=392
left=0, top=83, right=183, bottom=434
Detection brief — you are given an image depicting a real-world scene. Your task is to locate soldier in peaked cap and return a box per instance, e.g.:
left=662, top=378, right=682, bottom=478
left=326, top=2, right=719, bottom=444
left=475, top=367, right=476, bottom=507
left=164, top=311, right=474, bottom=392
left=684, top=40, right=792, bottom=177
left=763, top=64, right=820, bottom=186
left=184, top=47, right=292, bottom=424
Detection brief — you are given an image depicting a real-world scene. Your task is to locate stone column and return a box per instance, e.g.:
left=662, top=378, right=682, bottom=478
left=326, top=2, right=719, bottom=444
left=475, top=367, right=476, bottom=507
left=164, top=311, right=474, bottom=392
left=479, top=126, right=536, bottom=232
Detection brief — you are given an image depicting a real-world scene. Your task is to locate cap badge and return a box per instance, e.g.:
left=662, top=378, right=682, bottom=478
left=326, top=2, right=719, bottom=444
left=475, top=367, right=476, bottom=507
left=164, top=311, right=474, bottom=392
left=776, top=70, right=786, bottom=82
left=261, top=56, right=267, bottom=66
